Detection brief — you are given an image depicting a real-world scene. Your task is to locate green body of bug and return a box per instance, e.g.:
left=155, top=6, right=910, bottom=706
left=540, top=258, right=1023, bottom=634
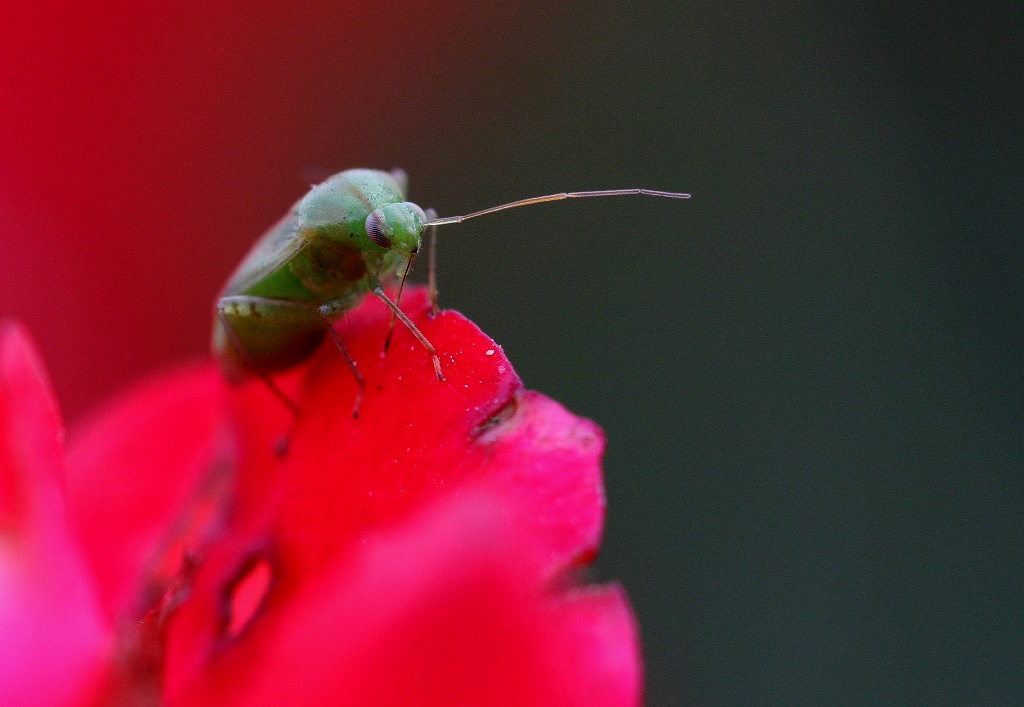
left=213, top=167, right=690, bottom=414
left=212, top=168, right=436, bottom=390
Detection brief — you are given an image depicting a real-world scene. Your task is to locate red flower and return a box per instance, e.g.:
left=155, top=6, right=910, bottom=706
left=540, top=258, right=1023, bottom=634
left=1, top=288, right=641, bottom=705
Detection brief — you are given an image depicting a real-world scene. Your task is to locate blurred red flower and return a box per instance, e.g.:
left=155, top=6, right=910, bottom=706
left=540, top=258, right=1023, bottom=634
left=1, top=288, right=641, bottom=705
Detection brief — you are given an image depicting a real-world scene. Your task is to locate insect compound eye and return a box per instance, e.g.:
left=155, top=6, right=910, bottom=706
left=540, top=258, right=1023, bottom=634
left=365, top=210, right=393, bottom=249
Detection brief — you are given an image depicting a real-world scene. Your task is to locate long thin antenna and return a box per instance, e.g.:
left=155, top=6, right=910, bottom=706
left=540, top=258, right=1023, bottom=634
left=423, top=188, right=691, bottom=227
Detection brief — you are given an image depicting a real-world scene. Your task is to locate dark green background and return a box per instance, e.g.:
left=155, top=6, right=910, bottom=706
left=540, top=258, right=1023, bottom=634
left=7, top=1, right=1021, bottom=703
left=389, top=3, right=1021, bottom=704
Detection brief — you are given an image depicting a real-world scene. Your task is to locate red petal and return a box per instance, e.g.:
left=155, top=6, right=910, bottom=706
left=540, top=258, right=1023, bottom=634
left=61, top=288, right=639, bottom=702
left=0, top=323, right=112, bottom=706
left=171, top=493, right=640, bottom=706
left=65, top=365, right=234, bottom=619
left=474, top=389, right=607, bottom=575
left=264, top=289, right=605, bottom=578
left=155, top=289, right=634, bottom=700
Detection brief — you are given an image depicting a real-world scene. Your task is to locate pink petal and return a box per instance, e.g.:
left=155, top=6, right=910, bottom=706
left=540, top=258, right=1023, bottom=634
left=0, top=323, right=112, bottom=706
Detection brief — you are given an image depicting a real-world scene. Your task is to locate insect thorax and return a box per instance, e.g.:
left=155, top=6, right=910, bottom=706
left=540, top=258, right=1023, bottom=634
left=288, top=232, right=372, bottom=297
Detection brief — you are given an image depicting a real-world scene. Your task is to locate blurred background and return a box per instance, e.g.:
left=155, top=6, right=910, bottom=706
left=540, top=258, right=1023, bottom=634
left=2, top=1, right=1021, bottom=703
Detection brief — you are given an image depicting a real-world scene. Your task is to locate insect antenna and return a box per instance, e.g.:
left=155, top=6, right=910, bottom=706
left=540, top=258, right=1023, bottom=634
left=422, top=188, right=691, bottom=227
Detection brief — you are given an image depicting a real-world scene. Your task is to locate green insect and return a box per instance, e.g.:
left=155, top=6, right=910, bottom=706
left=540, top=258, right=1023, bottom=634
left=212, top=168, right=689, bottom=416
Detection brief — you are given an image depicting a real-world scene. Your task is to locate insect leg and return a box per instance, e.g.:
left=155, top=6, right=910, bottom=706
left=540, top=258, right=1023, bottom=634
left=382, top=258, right=412, bottom=355
left=424, top=208, right=439, bottom=316
left=371, top=285, right=445, bottom=381
left=318, top=299, right=366, bottom=418
left=214, top=306, right=302, bottom=418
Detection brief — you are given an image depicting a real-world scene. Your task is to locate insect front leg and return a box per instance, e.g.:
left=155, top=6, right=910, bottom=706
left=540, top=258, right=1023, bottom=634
left=371, top=285, right=445, bottom=381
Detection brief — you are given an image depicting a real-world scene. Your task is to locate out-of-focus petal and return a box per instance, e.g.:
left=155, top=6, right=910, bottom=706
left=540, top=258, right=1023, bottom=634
left=65, top=365, right=235, bottom=620
left=171, top=492, right=641, bottom=707
left=474, top=389, right=607, bottom=576
left=0, top=323, right=112, bottom=706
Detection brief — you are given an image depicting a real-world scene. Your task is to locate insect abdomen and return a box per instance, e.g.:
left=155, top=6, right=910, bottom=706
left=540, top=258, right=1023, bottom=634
left=212, top=296, right=325, bottom=380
